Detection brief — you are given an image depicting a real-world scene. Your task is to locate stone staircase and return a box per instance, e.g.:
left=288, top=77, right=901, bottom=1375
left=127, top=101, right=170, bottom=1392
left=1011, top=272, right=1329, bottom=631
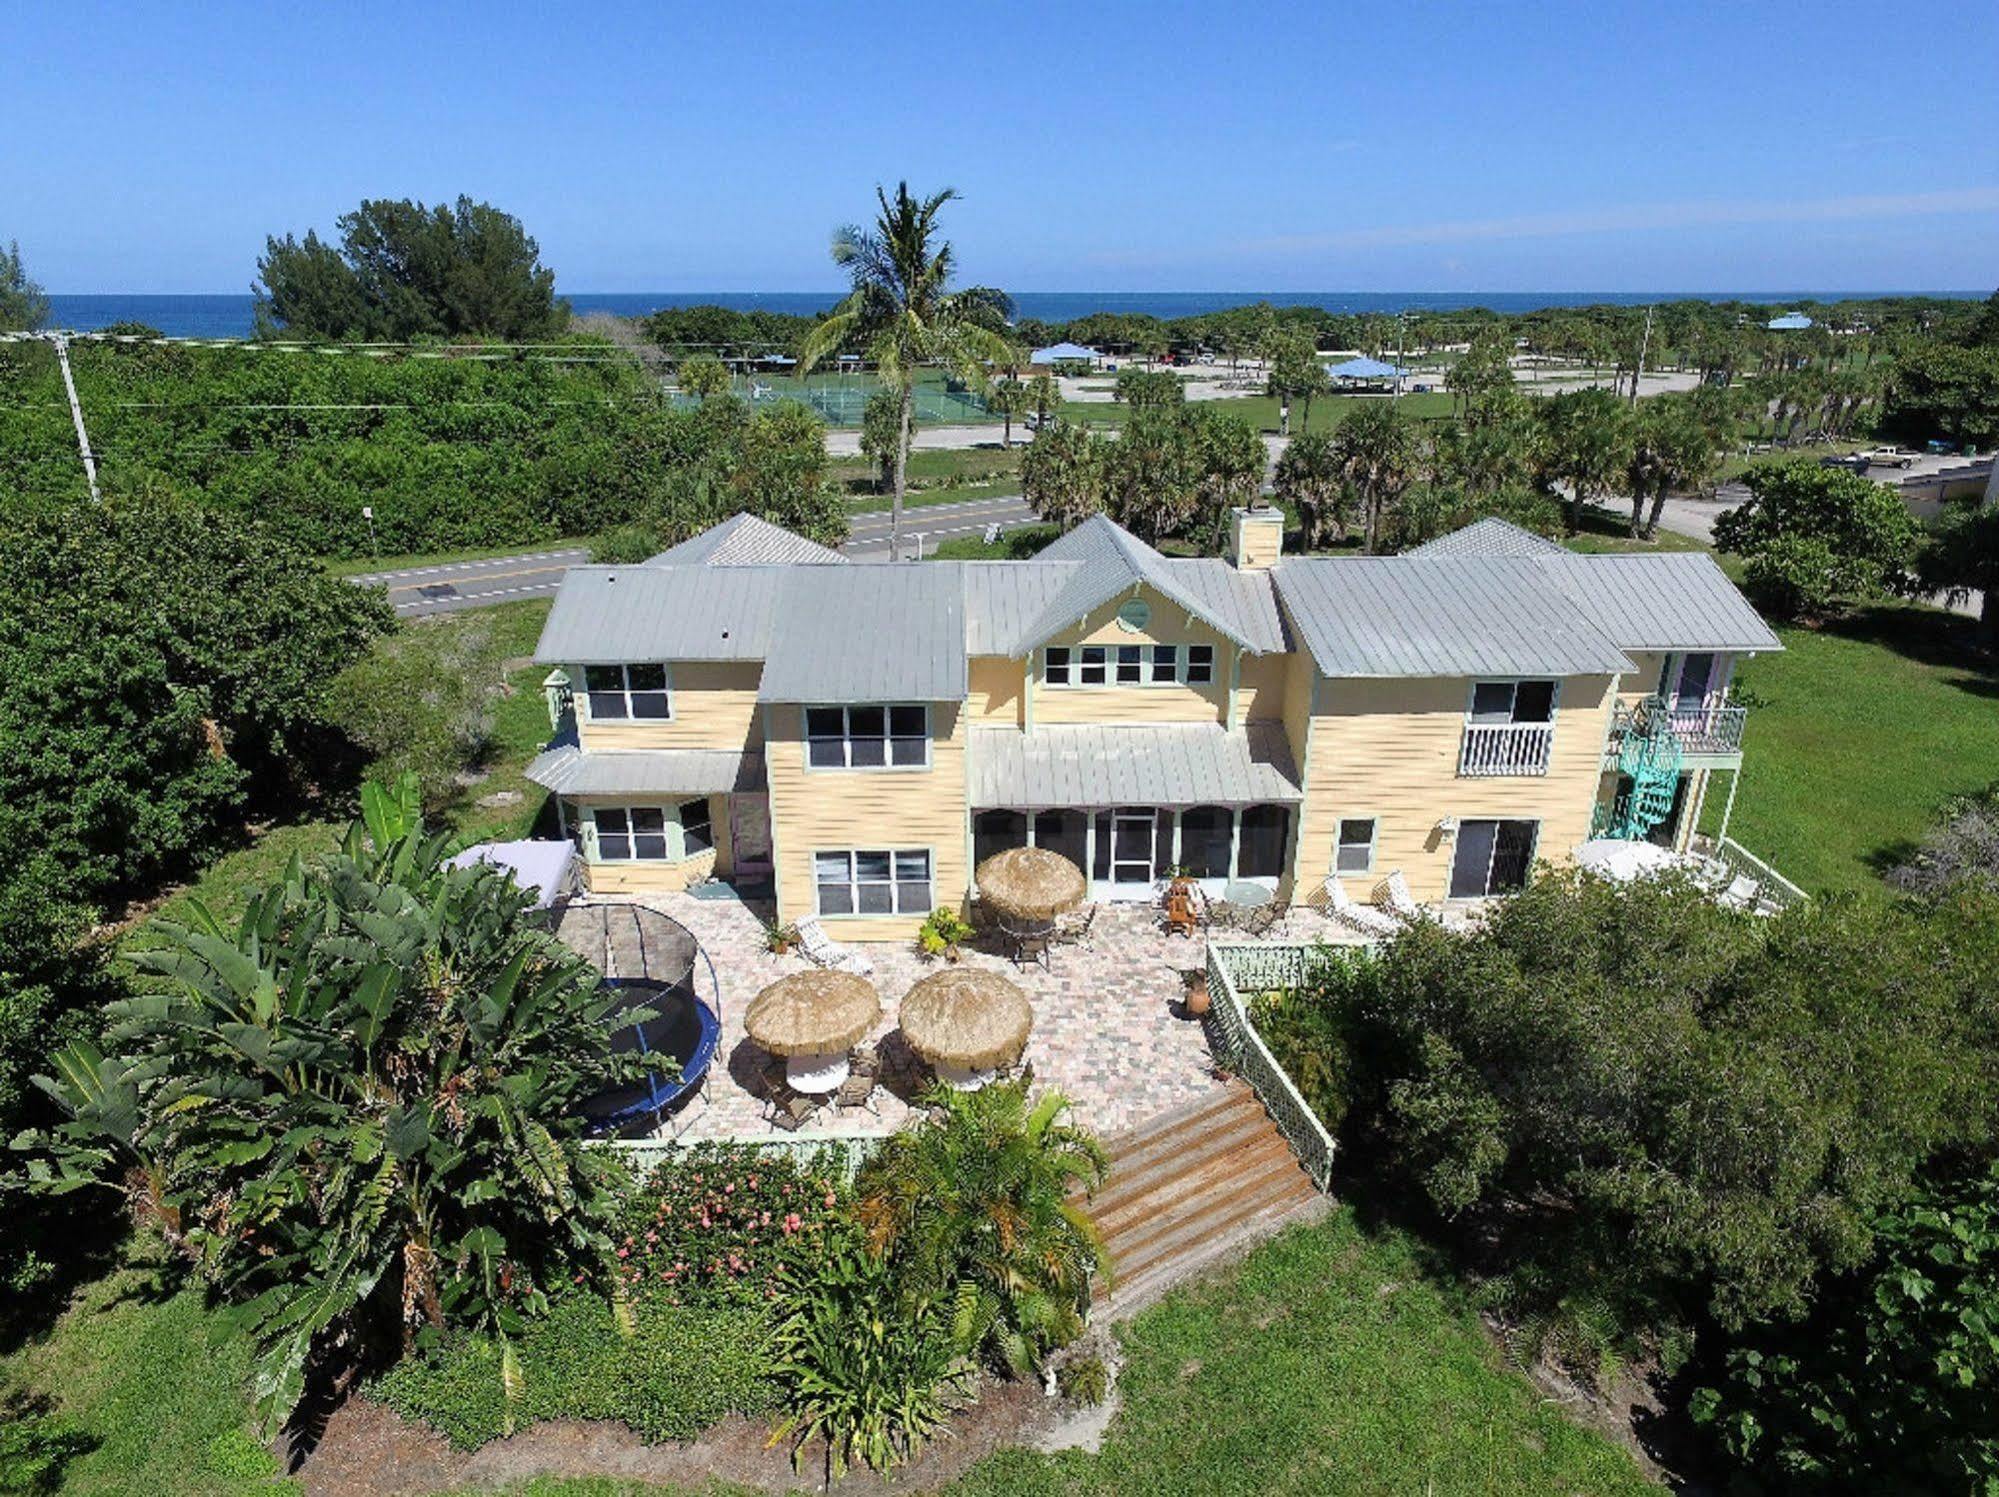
left=1079, top=1080, right=1328, bottom=1318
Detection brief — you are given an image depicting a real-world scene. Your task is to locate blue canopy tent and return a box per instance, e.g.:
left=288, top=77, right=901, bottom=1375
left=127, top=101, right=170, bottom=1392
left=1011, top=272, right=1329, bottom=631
left=1030, top=341, right=1103, bottom=366
left=1324, top=355, right=1409, bottom=381
left=1766, top=312, right=1813, bottom=330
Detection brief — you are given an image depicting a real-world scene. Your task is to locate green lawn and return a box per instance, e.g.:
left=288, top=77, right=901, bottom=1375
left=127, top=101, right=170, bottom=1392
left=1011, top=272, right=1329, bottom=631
left=836, top=445, right=1027, bottom=512
left=0, top=1244, right=296, bottom=1496
left=1704, top=602, right=1999, bottom=897
left=322, top=539, right=594, bottom=579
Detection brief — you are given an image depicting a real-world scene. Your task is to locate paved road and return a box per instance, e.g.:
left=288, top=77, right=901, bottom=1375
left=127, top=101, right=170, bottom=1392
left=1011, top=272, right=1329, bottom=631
left=348, top=548, right=590, bottom=618
left=842, top=494, right=1037, bottom=561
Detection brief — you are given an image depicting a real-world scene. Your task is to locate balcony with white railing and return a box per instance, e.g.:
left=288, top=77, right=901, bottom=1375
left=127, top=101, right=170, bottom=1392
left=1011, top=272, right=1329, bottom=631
left=1606, top=696, right=1748, bottom=763
left=1458, top=722, right=1554, bottom=777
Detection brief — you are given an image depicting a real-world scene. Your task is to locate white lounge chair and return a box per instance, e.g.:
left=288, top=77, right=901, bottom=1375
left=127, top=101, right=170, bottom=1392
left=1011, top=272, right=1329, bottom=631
left=793, top=915, right=874, bottom=975
left=1376, top=869, right=1428, bottom=923
left=1716, top=874, right=1763, bottom=913
left=1322, top=876, right=1404, bottom=940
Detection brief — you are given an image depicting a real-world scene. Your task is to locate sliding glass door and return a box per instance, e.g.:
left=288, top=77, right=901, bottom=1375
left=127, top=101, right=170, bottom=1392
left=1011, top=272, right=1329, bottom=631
left=1448, top=819, right=1539, bottom=898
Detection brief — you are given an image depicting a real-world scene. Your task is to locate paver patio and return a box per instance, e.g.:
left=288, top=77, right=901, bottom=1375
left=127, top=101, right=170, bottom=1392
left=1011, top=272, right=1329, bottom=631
left=586, top=889, right=1364, bottom=1142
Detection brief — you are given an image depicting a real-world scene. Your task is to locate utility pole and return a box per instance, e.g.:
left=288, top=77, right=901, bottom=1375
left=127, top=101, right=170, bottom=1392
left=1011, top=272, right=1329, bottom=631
left=50, top=333, right=102, bottom=502
left=1394, top=313, right=1407, bottom=401
left=1630, top=306, right=1654, bottom=407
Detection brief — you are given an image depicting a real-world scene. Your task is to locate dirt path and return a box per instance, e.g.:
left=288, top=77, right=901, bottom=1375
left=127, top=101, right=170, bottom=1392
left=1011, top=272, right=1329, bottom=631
left=303, top=1376, right=1057, bottom=1496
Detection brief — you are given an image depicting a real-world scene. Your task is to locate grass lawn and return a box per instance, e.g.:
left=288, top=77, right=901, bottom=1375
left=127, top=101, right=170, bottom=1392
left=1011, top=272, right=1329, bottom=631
left=321, top=539, right=593, bottom=579
left=929, top=524, right=1060, bottom=561
left=0, top=1244, right=297, bottom=1495
left=1563, top=503, right=1712, bottom=554
left=948, top=1214, right=1652, bottom=1497
left=1703, top=601, right=1999, bottom=896
left=837, top=445, right=1028, bottom=512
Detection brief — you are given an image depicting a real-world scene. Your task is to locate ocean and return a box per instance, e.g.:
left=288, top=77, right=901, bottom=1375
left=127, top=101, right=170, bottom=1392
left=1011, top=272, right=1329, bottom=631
left=43, top=289, right=1979, bottom=339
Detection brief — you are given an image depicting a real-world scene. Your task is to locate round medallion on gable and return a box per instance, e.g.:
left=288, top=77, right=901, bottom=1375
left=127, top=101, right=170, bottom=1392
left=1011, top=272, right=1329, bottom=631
left=1116, top=599, right=1152, bottom=633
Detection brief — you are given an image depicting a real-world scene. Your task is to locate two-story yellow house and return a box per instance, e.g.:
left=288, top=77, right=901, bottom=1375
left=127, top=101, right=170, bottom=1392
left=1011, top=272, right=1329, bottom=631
left=527, top=508, right=1779, bottom=940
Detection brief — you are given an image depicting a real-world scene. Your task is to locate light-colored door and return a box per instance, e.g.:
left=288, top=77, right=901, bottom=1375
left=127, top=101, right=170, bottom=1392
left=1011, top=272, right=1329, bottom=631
left=729, top=794, right=773, bottom=877
left=1107, top=808, right=1157, bottom=900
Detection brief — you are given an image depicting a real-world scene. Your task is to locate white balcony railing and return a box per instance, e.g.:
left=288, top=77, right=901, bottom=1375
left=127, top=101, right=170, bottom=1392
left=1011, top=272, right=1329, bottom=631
left=1458, top=722, right=1553, bottom=777
left=1660, top=703, right=1748, bottom=756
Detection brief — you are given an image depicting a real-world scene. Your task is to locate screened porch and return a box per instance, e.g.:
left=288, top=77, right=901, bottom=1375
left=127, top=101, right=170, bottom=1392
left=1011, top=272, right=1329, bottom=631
left=972, top=802, right=1294, bottom=903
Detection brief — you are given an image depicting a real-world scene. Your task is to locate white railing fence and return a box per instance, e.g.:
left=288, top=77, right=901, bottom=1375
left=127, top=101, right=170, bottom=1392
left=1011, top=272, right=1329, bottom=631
left=1458, top=722, right=1553, bottom=777
left=1662, top=703, right=1748, bottom=755
left=1204, top=943, right=1338, bottom=1192
left=1691, top=834, right=1810, bottom=910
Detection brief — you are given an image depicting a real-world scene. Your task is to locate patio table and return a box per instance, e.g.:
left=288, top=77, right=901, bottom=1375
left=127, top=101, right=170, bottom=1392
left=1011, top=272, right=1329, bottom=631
left=933, top=1060, right=1000, bottom=1091
left=785, top=1051, right=850, bottom=1094
left=1222, top=880, right=1274, bottom=907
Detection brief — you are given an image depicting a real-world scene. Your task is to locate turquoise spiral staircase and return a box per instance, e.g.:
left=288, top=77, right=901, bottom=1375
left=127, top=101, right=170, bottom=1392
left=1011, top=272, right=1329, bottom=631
left=1594, top=696, right=1684, bottom=842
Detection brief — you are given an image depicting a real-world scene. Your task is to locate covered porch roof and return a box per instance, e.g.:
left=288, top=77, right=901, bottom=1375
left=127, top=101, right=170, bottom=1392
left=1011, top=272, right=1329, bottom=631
left=526, top=741, right=765, bottom=798
left=968, top=722, right=1302, bottom=810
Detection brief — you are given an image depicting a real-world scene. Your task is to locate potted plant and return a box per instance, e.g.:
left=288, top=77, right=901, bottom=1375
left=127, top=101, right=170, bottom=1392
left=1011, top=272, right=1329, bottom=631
left=1180, top=966, right=1211, bottom=1019
left=918, top=908, right=976, bottom=962
left=763, top=920, right=797, bottom=956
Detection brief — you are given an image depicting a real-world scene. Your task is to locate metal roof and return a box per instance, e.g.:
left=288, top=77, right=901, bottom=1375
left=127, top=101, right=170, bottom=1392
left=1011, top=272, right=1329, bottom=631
left=1017, top=516, right=1273, bottom=654
left=534, top=565, right=780, bottom=663
left=1540, top=553, right=1782, bottom=653
left=645, top=513, right=847, bottom=568
left=1273, top=557, right=1636, bottom=678
left=968, top=722, right=1302, bottom=809
left=961, top=561, right=1080, bottom=654
left=757, top=565, right=968, bottom=702
left=525, top=743, right=766, bottom=797
left=1404, top=517, right=1568, bottom=560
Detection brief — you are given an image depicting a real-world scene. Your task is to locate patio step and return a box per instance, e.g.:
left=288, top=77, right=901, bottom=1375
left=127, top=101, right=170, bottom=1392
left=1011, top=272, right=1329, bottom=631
left=1079, top=1081, right=1327, bottom=1319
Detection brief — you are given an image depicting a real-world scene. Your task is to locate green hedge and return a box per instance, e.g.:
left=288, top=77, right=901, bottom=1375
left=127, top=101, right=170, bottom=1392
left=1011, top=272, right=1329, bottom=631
left=370, top=1294, right=782, bottom=1449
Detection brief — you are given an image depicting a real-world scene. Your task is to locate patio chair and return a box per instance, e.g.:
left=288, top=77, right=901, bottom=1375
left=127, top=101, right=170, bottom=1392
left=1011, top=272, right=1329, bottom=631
left=1242, top=898, right=1290, bottom=939
left=833, top=1044, right=883, bottom=1116
left=768, top=1089, right=822, bottom=1132
left=1052, top=905, right=1098, bottom=945
left=794, top=915, right=874, bottom=976
left=1376, top=869, right=1427, bottom=923
left=1717, top=873, right=1763, bottom=912
left=1322, top=876, right=1403, bottom=940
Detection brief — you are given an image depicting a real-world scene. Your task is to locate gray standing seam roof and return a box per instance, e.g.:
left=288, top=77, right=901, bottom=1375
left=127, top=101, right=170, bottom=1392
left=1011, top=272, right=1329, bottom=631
left=1018, top=515, right=1274, bottom=654
left=525, top=743, right=766, bottom=797
left=1273, top=557, right=1636, bottom=678
left=968, top=722, right=1302, bottom=809
left=757, top=564, right=968, bottom=703
left=534, top=565, right=781, bottom=664
left=645, top=512, right=848, bottom=567
left=1403, top=516, right=1569, bottom=559
left=1540, top=553, right=1782, bottom=653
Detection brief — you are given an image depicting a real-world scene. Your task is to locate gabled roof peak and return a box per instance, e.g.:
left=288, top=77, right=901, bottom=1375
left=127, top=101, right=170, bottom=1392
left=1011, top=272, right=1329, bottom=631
left=644, top=512, right=848, bottom=568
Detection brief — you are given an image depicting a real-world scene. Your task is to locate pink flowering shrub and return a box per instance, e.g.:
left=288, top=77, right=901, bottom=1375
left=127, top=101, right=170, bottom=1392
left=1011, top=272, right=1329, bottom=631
left=614, top=1142, right=852, bottom=1307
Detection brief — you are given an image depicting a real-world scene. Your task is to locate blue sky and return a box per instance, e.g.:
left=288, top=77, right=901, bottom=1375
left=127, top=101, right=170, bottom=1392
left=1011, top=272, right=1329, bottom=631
left=5, top=1, right=1995, bottom=293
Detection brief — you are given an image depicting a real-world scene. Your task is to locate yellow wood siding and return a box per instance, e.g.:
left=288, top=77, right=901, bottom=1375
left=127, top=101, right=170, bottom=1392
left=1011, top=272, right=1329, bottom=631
left=1292, top=674, right=1618, bottom=903
left=569, top=791, right=733, bottom=893
left=764, top=703, right=969, bottom=941
left=1234, top=651, right=1288, bottom=723
left=966, top=656, right=1024, bottom=726
left=576, top=662, right=763, bottom=752
left=1029, top=584, right=1232, bottom=726
left=1230, top=510, right=1284, bottom=569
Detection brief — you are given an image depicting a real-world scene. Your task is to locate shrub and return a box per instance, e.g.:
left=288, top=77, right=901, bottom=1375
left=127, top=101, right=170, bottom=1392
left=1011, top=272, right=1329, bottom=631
left=0, top=1412, right=93, bottom=1495
left=324, top=614, right=502, bottom=809
left=1888, top=783, right=1999, bottom=898
left=1713, top=457, right=1921, bottom=620
left=917, top=908, right=974, bottom=958
left=1251, top=874, right=1999, bottom=1369
left=371, top=1293, right=783, bottom=1449
left=1056, top=1354, right=1110, bottom=1406
left=613, top=1144, right=850, bottom=1307
left=1694, top=1164, right=1999, bottom=1490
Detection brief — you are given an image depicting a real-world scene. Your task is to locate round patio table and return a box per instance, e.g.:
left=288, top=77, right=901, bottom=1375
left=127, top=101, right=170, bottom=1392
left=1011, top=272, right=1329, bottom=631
left=1222, top=879, right=1274, bottom=907
left=933, top=1060, right=1000, bottom=1091
left=785, top=1051, right=850, bottom=1094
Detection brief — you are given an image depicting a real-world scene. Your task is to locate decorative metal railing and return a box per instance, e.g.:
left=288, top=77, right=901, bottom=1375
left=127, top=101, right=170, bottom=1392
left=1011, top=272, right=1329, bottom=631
left=1458, top=722, right=1554, bottom=777
left=1691, top=834, right=1809, bottom=911
left=1205, top=943, right=1338, bottom=1193
left=1606, top=695, right=1747, bottom=760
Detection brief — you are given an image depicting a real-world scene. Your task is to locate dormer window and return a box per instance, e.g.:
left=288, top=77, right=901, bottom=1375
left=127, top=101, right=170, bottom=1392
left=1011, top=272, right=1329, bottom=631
left=583, top=664, right=671, bottom=720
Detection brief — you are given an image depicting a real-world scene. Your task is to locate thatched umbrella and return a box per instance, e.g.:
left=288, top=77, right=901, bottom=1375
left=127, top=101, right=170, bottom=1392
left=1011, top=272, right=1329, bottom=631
left=745, top=970, right=881, bottom=1091
left=899, top=968, right=1033, bottom=1086
left=976, top=846, right=1086, bottom=922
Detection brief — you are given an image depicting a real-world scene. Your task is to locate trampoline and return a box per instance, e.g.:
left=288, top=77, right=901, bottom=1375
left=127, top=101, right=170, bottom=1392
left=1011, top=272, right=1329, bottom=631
left=553, top=901, right=722, bottom=1135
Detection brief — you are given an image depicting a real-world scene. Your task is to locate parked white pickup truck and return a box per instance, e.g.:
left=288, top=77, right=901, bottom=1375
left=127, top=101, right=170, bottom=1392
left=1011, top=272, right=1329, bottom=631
left=1855, top=446, right=1919, bottom=469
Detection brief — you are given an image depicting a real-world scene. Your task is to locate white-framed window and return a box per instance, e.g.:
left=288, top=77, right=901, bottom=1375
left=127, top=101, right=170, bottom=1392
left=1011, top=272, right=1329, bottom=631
left=582, top=663, right=671, bottom=720
left=814, top=849, right=933, bottom=916
left=1468, top=678, right=1557, bottom=725
left=590, top=799, right=711, bottom=863
left=804, top=705, right=929, bottom=769
left=1041, top=642, right=1208, bottom=687
left=1335, top=817, right=1378, bottom=874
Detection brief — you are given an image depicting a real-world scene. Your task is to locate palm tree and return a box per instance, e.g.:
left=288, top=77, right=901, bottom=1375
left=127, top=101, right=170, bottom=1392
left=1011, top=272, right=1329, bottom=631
left=852, top=1075, right=1107, bottom=1376
left=1273, top=428, right=1348, bottom=550
left=799, top=183, right=1014, bottom=560
left=1539, top=387, right=1634, bottom=534
left=987, top=375, right=1029, bottom=449
left=1332, top=401, right=1418, bottom=553
left=1625, top=396, right=1721, bottom=538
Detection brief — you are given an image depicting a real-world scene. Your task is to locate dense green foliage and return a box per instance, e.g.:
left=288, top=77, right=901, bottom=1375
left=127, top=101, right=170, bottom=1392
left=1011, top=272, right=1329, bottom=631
left=1714, top=456, right=1922, bottom=619
left=1694, top=1166, right=1999, bottom=1490
left=1920, top=497, right=1999, bottom=639
left=22, top=778, right=638, bottom=1428
left=1253, top=873, right=1999, bottom=1371
left=0, top=239, right=48, bottom=332
left=0, top=339, right=835, bottom=557
left=324, top=613, right=506, bottom=810
left=1883, top=339, right=1999, bottom=447
left=1022, top=406, right=1263, bottom=547
left=371, top=1293, right=782, bottom=1448
left=853, top=1079, right=1107, bottom=1378
left=254, top=196, right=567, bottom=340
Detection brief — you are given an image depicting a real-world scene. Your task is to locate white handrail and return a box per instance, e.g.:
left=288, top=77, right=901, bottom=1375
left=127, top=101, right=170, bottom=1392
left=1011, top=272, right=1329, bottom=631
left=1458, top=722, right=1553, bottom=777
left=1204, top=943, right=1338, bottom=1192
